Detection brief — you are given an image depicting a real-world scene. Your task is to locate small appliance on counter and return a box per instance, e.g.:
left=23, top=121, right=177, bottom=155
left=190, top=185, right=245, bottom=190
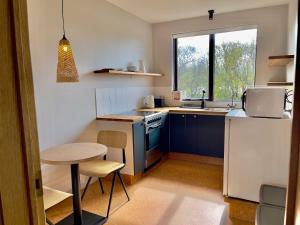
left=241, top=87, right=287, bottom=118
left=154, top=96, right=165, bottom=107
left=143, top=95, right=155, bottom=109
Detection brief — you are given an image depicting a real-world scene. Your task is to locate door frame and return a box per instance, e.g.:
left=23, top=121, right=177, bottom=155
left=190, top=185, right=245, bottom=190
left=286, top=1, right=300, bottom=224
left=0, top=0, right=45, bottom=224
left=2, top=0, right=300, bottom=224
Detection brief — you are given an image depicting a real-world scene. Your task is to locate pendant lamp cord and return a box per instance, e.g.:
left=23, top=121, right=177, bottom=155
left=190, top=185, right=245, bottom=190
left=62, top=0, right=66, bottom=38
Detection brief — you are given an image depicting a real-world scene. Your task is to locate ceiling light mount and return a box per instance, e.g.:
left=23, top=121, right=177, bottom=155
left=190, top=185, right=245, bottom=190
left=208, top=9, right=215, bottom=20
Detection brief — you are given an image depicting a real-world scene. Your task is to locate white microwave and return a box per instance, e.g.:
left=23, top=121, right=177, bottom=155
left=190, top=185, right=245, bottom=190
left=241, top=87, right=287, bottom=118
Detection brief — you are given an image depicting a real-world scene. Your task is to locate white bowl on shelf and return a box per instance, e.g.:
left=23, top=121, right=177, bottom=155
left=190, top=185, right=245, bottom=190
left=127, top=65, right=137, bottom=72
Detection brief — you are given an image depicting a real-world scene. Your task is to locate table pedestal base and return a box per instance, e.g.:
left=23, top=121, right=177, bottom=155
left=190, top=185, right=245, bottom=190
left=56, top=211, right=107, bottom=225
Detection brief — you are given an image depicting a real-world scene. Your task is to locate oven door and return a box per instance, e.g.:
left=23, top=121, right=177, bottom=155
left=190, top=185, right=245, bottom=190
left=145, top=123, right=162, bottom=169
left=146, top=127, right=160, bottom=151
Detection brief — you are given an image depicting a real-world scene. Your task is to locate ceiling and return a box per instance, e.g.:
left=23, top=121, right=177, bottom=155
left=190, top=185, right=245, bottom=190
left=105, top=0, right=290, bottom=23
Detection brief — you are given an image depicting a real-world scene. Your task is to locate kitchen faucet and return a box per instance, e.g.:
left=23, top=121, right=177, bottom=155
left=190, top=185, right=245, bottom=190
left=227, top=91, right=238, bottom=109
left=201, top=90, right=206, bottom=109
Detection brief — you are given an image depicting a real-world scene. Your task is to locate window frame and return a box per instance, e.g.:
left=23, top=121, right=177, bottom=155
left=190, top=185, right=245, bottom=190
left=173, top=26, right=257, bottom=102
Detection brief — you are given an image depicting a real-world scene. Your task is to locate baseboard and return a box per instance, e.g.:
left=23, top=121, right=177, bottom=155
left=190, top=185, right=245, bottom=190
left=167, top=152, right=224, bottom=166
left=122, top=173, right=143, bottom=185
left=104, top=153, right=223, bottom=185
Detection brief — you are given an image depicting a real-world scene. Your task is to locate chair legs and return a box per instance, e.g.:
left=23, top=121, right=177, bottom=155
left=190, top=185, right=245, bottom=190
left=82, top=177, right=105, bottom=201
left=81, top=171, right=129, bottom=218
left=106, top=171, right=117, bottom=218
left=117, top=171, right=130, bottom=201
left=81, top=176, right=92, bottom=200
left=106, top=170, right=130, bottom=218
left=98, top=178, right=105, bottom=194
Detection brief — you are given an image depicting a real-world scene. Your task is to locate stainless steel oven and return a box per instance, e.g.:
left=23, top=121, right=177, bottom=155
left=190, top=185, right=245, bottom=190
left=116, top=110, right=167, bottom=170
left=144, top=112, right=167, bottom=169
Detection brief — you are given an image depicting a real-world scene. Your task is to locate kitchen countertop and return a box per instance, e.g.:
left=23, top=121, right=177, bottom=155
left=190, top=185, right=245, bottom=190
left=140, top=107, right=230, bottom=115
left=96, top=114, right=144, bottom=122
left=226, top=109, right=292, bottom=119
left=97, top=107, right=230, bottom=122
left=225, top=109, right=248, bottom=118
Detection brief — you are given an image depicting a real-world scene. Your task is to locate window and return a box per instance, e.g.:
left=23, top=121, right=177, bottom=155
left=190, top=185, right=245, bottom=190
left=174, top=28, right=257, bottom=101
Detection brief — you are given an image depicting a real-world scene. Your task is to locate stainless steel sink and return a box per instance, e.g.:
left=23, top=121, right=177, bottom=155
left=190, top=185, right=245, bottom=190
left=205, top=107, right=230, bottom=112
left=180, top=105, right=203, bottom=109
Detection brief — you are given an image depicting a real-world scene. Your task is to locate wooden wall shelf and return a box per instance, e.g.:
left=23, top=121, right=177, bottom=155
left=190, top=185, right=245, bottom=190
left=268, top=55, right=294, bottom=66
left=267, top=82, right=294, bottom=86
left=94, top=70, right=163, bottom=77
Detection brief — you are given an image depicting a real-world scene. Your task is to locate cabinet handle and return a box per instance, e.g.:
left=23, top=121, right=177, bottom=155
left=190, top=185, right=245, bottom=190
left=194, top=115, right=197, bottom=118
left=182, top=115, right=185, bottom=118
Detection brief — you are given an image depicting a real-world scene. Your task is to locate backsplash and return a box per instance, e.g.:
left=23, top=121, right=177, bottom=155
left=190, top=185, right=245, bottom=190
left=96, top=86, right=247, bottom=116
left=96, top=87, right=154, bottom=116
left=153, top=86, right=243, bottom=108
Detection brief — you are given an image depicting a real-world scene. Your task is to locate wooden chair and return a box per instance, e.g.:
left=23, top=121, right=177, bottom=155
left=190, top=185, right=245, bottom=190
left=79, top=131, right=130, bottom=217
left=43, top=186, right=72, bottom=225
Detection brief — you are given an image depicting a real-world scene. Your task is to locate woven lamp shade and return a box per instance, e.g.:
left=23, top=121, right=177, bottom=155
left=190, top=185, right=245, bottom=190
left=56, top=37, right=79, bottom=82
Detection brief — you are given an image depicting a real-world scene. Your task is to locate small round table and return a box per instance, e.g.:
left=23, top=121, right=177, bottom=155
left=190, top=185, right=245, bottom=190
left=40, top=143, right=107, bottom=225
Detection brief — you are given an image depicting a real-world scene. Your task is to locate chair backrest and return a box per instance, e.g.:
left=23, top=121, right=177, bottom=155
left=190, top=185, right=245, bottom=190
left=97, top=130, right=127, bottom=150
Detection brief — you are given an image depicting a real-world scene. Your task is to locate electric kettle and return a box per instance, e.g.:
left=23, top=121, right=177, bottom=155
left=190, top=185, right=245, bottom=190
left=143, top=95, right=155, bottom=109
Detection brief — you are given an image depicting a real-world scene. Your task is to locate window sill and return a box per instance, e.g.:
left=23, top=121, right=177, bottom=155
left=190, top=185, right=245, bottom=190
left=180, top=100, right=242, bottom=109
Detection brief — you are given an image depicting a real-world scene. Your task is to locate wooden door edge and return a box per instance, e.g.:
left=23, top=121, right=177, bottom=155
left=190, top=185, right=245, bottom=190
left=10, top=0, right=45, bottom=224
left=0, top=193, right=4, bottom=225
left=286, top=1, right=300, bottom=224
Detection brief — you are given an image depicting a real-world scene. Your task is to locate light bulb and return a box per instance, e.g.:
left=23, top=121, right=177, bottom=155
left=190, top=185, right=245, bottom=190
left=63, top=46, right=68, bottom=52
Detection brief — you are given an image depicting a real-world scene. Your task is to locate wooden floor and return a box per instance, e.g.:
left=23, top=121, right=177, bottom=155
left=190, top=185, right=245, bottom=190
left=46, top=159, right=256, bottom=225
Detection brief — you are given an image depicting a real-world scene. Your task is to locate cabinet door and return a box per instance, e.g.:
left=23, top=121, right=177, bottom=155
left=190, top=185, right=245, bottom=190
left=197, top=116, right=225, bottom=158
left=132, top=121, right=145, bottom=174
left=170, top=114, right=186, bottom=152
left=160, top=114, right=170, bottom=152
left=186, top=114, right=200, bottom=154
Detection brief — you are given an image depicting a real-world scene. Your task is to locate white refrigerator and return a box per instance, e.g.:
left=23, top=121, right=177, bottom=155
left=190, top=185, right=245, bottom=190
left=223, top=109, right=292, bottom=202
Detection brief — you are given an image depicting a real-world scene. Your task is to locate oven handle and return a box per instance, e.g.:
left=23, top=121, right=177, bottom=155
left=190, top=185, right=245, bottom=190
left=148, top=123, right=162, bottom=130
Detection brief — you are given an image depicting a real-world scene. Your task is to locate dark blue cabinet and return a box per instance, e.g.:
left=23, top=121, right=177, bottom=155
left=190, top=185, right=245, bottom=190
left=160, top=114, right=170, bottom=152
left=197, top=115, right=225, bottom=158
left=170, top=113, right=225, bottom=158
left=132, top=121, right=145, bottom=174
left=186, top=114, right=200, bottom=154
left=170, top=114, right=187, bottom=153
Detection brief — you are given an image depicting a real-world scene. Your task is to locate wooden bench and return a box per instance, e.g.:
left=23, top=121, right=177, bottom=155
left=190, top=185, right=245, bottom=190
left=43, top=186, right=72, bottom=225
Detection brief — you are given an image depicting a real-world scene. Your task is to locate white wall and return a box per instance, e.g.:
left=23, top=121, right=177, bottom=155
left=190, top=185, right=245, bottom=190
left=152, top=5, right=288, bottom=90
left=288, top=0, right=298, bottom=54
left=287, top=0, right=298, bottom=82
left=27, top=0, right=153, bottom=151
left=95, top=87, right=154, bottom=116
left=27, top=0, right=153, bottom=191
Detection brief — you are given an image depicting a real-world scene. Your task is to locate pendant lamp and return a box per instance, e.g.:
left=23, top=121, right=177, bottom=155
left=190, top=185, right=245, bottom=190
left=56, top=0, right=79, bottom=82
